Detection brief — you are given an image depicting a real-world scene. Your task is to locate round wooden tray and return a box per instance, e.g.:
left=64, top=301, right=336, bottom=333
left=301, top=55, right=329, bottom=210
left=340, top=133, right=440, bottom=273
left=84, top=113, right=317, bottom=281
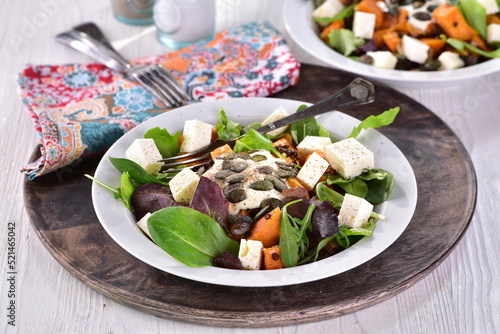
left=24, top=64, right=476, bottom=327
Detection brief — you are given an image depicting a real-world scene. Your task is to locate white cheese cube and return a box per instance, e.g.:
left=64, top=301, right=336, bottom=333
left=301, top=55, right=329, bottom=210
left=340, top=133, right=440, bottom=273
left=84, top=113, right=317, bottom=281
left=296, top=152, right=330, bottom=190
left=438, top=51, right=465, bottom=71
left=312, top=0, right=345, bottom=26
left=338, top=194, right=374, bottom=228
left=408, top=11, right=432, bottom=32
left=324, top=138, right=374, bottom=179
left=487, top=23, right=500, bottom=43
left=136, top=212, right=152, bottom=238
left=366, top=51, right=398, bottom=69
left=261, top=106, right=290, bottom=137
left=238, top=239, right=264, bottom=270
left=353, top=11, right=376, bottom=39
left=169, top=168, right=200, bottom=205
left=125, top=138, right=163, bottom=175
left=297, top=135, right=332, bottom=156
left=180, top=119, right=213, bottom=153
left=477, top=0, right=499, bottom=14
left=402, top=35, right=430, bottom=64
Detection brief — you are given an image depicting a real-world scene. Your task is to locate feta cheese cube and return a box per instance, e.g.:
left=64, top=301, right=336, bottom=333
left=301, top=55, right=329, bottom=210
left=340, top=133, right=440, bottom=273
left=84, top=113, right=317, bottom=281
left=296, top=152, right=330, bottom=190
left=180, top=120, right=213, bottom=153
left=136, top=212, right=152, bottom=238
left=366, top=51, right=398, bottom=69
left=324, top=138, right=374, bottom=179
left=477, top=0, right=499, bottom=14
left=238, top=239, right=264, bottom=270
left=297, top=135, right=332, bottom=156
left=312, top=0, right=345, bottom=26
left=487, top=23, right=500, bottom=43
left=338, top=194, right=374, bottom=228
left=438, top=51, right=465, bottom=71
left=402, top=35, right=430, bottom=64
left=125, top=138, right=163, bottom=175
left=353, top=11, right=376, bottom=39
left=169, top=168, right=200, bottom=205
left=261, top=106, right=290, bottom=137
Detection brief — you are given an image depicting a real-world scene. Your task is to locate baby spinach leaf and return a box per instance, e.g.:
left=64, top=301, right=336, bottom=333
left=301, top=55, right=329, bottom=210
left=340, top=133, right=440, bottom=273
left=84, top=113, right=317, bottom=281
left=144, top=127, right=180, bottom=158
left=109, top=157, right=166, bottom=185
left=315, top=183, right=344, bottom=209
left=364, top=170, right=395, bottom=204
left=348, top=107, right=400, bottom=138
left=148, top=207, right=239, bottom=267
left=279, top=200, right=301, bottom=268
left=289, top=104, right=331, bottom=145
left=327, top=174, right=368, bottom=198
left=459, top=0, right=487, bottom=39
left=334, top=220, right=375, bottom=249
left=233, top=128, right=283, bottom=158
left=215, top=107, right=242, bottom=140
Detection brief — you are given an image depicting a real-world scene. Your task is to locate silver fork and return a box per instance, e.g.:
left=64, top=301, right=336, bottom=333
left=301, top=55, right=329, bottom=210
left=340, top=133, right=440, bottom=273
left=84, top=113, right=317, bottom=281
left=160, top=77, right=375, bottom=173
left=55, top=22, right=190, bottom=108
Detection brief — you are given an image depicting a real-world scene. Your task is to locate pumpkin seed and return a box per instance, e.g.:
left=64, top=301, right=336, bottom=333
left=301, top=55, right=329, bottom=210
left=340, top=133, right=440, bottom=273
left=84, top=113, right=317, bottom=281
left=230, top=160, right=248, bottom=173
left=257, top=166, right=273, bottom=174
left=217, top=152, right=237, bottom=160
left=266, top=176, right=288, bottom=191
left=223, top=182, right=243, bottom=197
left=225, top=173, right=245, bottom=184
left=260, top=198, right=282, bottom=210
left=215, top=170, right=235, bottom=179
left=225, top=188, right=247, bottom=203
left=221, top=160, right=233, bottom=170
left=251, top=154, right=267, bottom=162
left=275, top=168, right=297, bottom=178
left=236, top=152, right=251, bottom=160
left=249, top=180, right=274, bottom=191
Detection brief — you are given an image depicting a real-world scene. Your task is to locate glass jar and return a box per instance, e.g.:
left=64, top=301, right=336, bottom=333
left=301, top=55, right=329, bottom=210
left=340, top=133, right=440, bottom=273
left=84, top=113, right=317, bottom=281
left=111, top=0, right=155, bottom=25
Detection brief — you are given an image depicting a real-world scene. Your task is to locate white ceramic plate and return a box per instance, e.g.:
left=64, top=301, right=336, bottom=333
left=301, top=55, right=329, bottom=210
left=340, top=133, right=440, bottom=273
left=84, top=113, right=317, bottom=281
left=92, top=97, right=417, bottom=287
left=283, top=0, right=500, bottom=89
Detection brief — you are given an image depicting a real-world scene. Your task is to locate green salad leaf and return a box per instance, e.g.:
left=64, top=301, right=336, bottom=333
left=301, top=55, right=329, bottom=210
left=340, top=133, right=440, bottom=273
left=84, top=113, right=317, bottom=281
left=233, top=128, right=283, bottom=158
left=84, top=172, right=135, bottom=210
left=215, top=107, right=242, bottom=140
left=459, top=0, right=487, bottom=39
left=279, top=200, right=301, bottom=268
left=348, top=107, right=400, bottom=138
left=445, top=37, right=500, bottom=58
left=326, top=28, right=365, bottom=57
left=290, top=105, right=331, bottom=145
left=148, top=207, right=239, bottom=267
left=109, top=157, right=166, bottom=185
left=315, top=183, right=344, bottom=209
left=334, top=220, right=376, bottom=249
left=144, top=127, right=180, bottom=158
left=313, top=4, right=356, bottom=24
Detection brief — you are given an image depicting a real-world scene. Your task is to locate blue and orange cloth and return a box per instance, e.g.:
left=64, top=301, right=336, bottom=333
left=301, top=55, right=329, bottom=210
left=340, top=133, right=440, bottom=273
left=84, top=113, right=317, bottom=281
left=18, top=21, right=300, bottom=179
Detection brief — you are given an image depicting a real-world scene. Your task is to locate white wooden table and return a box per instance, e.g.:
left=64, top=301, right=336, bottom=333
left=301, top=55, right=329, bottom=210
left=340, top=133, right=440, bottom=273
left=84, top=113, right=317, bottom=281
left=1, top=1, right=499, bottom=333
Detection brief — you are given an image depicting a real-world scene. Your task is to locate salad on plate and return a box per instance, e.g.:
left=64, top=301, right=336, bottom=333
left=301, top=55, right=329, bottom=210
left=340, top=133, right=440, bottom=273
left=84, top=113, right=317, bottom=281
left=312, top=0, right=500, bottom=71
left=89, top=104, right=400, bottom=271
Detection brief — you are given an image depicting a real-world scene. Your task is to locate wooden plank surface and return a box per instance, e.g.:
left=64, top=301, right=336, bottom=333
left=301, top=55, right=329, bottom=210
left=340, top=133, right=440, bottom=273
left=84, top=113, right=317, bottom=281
left=23, top=64, right=476, bottom=327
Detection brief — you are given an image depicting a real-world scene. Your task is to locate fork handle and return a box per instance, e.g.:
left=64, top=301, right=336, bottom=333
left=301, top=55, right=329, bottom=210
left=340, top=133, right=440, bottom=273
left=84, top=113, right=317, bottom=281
left=55, top=29, right=131, bottom=73
left=256, top=78, right=375, bottom=135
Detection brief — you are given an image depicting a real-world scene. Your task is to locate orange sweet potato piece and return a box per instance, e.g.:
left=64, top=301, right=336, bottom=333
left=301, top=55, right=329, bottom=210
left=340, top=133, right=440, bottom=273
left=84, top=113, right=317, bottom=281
left=487, top=14, right=500, bottom=25
left=210, top=144, right=233, bottom=160
left=382, top=31, right=402, bottom=53
left=381, top=8, right=409, bottom=31
left=471, top=34, right=490, bottom=51
left=263, top=246, right=285, bottom=270
left=273, top=133, right=298, bottom=163
left=247, top=207, right=281, bottom=248
left=420, top=38, right=447, bottom=56
left=320, top=20, right=345, bottom=41
left=432, top=3, right=478, bottom=41
left=357, top=0, right=385, bottom=29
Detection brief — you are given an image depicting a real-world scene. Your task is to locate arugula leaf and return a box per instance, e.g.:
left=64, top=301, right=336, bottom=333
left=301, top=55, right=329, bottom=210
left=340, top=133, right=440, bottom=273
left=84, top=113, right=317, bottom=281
left=144, top=127, right=180, bottom=158
left=109, top=157, right=166, bottom=185
left=233, top=128, right=283, bottom=158
left=148, top=207, right=239, bottom=267
left=459, top=0, right=487, bottom=39
left=215, top=107, right=242, bottom=140
left=334, top=220, right=376, bottom=249
left=445, top=37, right=500, bottom=58
left=348, top=107, right=400, bottom=138
left=326, top=28, right=365, bottom=57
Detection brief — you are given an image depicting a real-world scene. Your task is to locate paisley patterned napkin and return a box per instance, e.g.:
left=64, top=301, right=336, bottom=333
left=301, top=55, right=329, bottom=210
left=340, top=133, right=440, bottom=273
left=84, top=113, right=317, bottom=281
left=19, top=21, right=300, bottom=180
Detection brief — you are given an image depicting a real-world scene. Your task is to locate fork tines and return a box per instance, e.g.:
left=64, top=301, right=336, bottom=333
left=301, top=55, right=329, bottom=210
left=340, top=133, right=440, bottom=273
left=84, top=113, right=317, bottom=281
left=133, top=64, right=190, bottom=109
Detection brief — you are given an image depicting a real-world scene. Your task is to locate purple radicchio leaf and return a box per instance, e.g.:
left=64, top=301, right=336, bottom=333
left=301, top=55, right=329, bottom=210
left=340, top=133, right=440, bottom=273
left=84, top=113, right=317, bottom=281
left=131, top=183, right=180, bottom=221
left=189, top=176, right=230, bottom=229
left=311, top=200, right=339, bottom=239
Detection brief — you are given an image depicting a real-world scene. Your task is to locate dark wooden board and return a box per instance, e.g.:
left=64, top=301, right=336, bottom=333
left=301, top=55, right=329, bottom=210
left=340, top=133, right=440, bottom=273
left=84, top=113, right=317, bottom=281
left=24, top=64, right=476, bottom=327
